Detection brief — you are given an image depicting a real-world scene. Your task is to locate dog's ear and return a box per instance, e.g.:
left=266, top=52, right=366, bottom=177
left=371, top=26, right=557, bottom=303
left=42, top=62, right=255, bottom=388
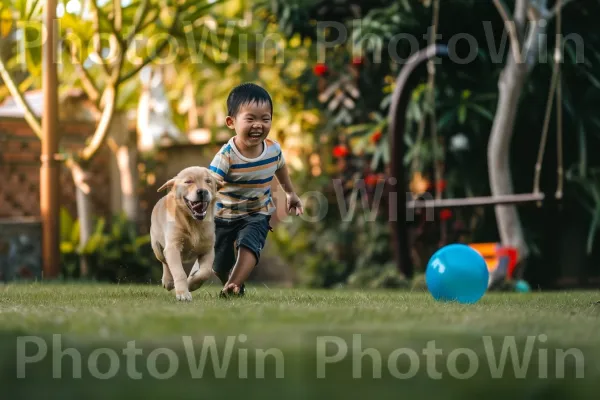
left=157, top=178, right=176, bottom=192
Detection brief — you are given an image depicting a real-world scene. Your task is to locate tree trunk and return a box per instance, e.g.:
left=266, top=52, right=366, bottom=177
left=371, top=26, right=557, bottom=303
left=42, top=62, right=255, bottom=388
left=487, top=2, right=547, bottom=263
left=71, top=162, right=93, bottom=277
left=108, top=112, right=139, bottom=223
left=488, top=58, right=529, bottom=261
left=116, top=144, right=139, bottom=222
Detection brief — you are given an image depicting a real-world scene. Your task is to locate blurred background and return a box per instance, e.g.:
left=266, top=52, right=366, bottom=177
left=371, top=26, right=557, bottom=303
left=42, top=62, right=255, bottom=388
left=0, top=0, right=599, bottom=291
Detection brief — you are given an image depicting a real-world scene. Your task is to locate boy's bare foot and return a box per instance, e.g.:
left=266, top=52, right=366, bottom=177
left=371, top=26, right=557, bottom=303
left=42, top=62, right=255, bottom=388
left=219, top=283, right=246, bottom=298
left=227, top=247, right=257, bottom=289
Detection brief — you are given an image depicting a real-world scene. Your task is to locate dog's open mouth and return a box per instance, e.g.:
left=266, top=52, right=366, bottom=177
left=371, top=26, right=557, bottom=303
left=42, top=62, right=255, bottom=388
left=184, top=198, right=209, bottom=220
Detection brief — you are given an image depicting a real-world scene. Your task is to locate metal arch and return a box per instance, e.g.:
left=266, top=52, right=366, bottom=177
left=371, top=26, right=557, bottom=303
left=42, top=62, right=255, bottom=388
left=386, top=44, right=546, bottom=279
left=387, top=44, right=450, bottom=279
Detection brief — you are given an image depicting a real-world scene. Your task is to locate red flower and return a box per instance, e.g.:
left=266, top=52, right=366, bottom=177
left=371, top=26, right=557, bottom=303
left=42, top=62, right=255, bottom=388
left=365, top=174, right=379, bottom=187
left=439, top=209, right=453, bottom=221
left=313, top=63, right=328, bottom=76
left=370, top=130, right=382, bottom=143
left=332, top=145, right=350, bottom=158
left=352, top=56, right=363, bottom=66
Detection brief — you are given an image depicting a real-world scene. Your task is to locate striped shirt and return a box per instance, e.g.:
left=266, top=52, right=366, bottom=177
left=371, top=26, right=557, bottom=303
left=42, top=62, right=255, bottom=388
left=209, top=137, right=285, bottom=219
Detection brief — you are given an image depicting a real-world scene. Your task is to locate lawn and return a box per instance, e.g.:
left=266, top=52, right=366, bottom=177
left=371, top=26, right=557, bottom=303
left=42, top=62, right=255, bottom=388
left=1, top=282, right=599, bottom=399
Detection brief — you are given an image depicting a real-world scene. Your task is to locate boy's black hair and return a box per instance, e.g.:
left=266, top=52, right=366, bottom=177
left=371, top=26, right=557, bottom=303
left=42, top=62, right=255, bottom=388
left=227, top=83, right=273, bottom=117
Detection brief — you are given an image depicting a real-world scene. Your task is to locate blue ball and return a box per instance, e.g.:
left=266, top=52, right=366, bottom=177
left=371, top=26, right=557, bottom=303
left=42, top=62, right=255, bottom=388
left=425, top=244, right=489, bottom=304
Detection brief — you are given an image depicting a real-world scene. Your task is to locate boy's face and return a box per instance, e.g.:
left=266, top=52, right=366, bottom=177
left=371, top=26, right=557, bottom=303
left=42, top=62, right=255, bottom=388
left=226, top=101, right=272, bottom=150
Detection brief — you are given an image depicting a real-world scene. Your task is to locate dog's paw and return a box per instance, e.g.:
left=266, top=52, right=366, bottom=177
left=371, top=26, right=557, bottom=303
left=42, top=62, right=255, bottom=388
left=176, top=290, right=192, bottom=302
left=162, top=279, right=175, bottom=291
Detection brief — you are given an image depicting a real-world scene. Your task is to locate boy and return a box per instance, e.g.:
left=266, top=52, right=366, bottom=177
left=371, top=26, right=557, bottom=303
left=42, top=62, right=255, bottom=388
left=209, top=83, right=303, bottom=297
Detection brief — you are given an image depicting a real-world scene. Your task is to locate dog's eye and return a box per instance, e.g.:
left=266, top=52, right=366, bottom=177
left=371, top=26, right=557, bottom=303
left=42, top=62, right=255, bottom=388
left=184, top=180, right=193, bottom=184
left=205, top=179, right=212, bottom=184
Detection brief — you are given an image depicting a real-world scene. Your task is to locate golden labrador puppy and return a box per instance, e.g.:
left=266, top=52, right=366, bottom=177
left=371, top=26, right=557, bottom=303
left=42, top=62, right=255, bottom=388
left=150, top=166, right=222, bottom=301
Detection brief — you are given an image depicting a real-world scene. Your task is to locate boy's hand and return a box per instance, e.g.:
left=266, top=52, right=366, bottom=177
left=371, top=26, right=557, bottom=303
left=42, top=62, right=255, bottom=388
left=286, top=192, right=304, bottom=216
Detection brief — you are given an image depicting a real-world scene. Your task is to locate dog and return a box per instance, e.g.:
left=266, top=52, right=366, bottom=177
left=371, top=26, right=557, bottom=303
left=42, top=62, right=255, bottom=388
left=150, top=166, right=222, bottom=301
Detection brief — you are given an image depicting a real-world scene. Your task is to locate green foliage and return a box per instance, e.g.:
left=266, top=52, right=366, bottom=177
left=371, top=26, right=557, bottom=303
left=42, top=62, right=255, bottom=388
left=0, top=0, right=43, bottom=76
left=270, top=199, right=347, bottom=288
left=567, top=167, right=600, bottom=254
left=1, top=0, right=231, bottom=113
left=59, top=208, right=159, bottom=283
left=259, top=0, right=600, bottom=290
left=345, top=215, right=410, bottom=289
left=256, top=0, right=438, bottom=287
left=254, top=0, right=395, bottom=41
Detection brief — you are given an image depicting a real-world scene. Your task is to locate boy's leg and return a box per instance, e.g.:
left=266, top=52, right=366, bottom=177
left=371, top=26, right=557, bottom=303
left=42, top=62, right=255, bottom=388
left=223, top=247, right=256, bottom=295
left=223, top=214, right=271, bottom=294
left=212, top=218, right=237, bottom=285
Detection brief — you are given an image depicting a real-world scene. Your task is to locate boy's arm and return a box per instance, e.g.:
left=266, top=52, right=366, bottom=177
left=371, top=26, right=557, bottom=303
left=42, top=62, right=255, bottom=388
left=275, top=164, right=303, bottom=216
left=274, top=164, right=295, bottom=193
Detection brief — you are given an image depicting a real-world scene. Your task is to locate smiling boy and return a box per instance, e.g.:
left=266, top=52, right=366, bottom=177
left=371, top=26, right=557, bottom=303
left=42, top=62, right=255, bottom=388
left=209, top=83, right=303, bottom=297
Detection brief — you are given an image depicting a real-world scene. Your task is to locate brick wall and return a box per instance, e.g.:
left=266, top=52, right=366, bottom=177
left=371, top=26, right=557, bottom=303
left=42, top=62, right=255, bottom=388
left=0, top=117, right=112, bottom=220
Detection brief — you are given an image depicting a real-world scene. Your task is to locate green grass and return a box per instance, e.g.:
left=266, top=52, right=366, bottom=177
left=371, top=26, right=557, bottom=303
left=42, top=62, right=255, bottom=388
left=1, top=282, right=599, bottom=399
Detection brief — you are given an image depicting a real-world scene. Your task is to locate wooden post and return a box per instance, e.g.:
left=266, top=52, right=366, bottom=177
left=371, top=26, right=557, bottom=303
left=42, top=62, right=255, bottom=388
left=387, top=44, right=449, bottom=279
left=40, top=0, right=60, bottom=278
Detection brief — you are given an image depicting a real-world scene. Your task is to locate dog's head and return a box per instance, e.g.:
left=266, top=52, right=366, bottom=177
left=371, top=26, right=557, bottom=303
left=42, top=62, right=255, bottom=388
left=157, top=166, right=223, bottom=221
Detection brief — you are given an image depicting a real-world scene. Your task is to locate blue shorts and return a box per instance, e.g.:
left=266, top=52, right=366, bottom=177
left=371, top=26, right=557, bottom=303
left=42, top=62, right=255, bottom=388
left=212, top=213, right=272, bottom=282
